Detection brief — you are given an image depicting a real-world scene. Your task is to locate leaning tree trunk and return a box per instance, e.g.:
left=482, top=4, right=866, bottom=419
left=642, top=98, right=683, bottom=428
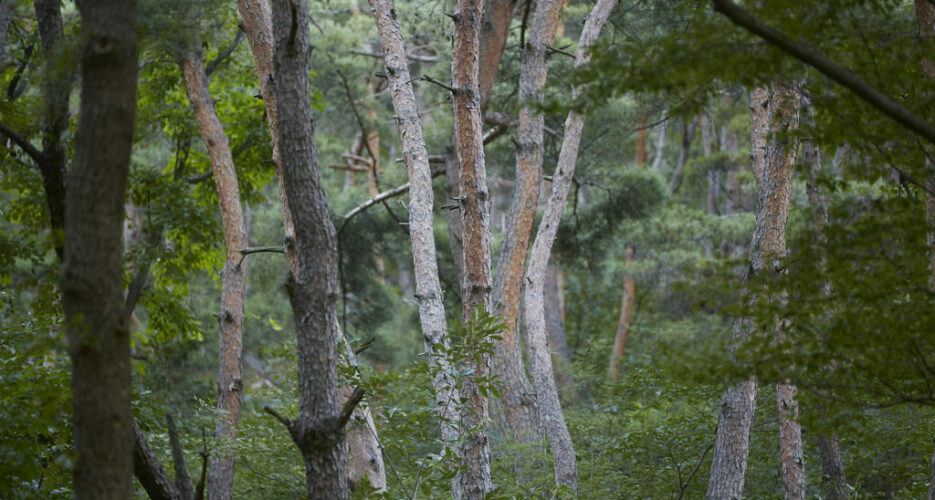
left=237, top=1, right=386, bottom=490
left=490, top=0, right=565, bottom=447
left=180, top=17, right=249, bottom=500
left=369, top=0, right=462, bottom=495
left=707, top=83, right=801, bottom=499
left=451, top=0, right=494, bottom=495
left=64, top=1, right=137, bottom=498
left=269, top=1, right=348, bottom=496
left=522, top=0, right=616, bottom=491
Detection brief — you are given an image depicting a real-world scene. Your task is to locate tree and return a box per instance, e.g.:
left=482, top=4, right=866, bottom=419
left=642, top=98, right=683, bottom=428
left=523, top=0, right=616, bottom=491
left=64, top=0, right=137, bottom=497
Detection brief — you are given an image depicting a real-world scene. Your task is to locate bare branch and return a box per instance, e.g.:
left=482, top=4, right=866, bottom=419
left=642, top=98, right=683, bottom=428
left=263, top=406, right=294, bottom=431
left=338, top=167, right=444, bottom=232
left=712, top=0, right=935, bottom=145
left=237, top=245, right=285, bottom=255
left=0, top=120, right=44, bottom=164
left=349, top=48, right=438, bottom=63
left=337, top=387, right=365, bottom=428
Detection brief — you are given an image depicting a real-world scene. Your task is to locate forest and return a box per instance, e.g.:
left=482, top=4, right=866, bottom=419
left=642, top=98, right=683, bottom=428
left=2, top=0, right=935, bottom=498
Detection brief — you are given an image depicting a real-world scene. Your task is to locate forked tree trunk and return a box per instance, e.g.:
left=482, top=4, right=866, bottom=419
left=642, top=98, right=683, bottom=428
left=369, top=0, right=462, bottom=496
left=801, top=93, right=849, bottom=500
left=180, top=18, right=249, bottom=500
left=237, top=1, right=386, bottom=490
left=269, top=1, right=348, bottom=496
left=522, top=0, right=616, bottom=491
left=451, top=0, right=494, bottom=495
left=64, top=1, right=137, bottom=497
left=608, top=246, right=635, bottom=382
left=707, top=83, right=801, bottom=499
left=490, top=0, right=564, bottom=446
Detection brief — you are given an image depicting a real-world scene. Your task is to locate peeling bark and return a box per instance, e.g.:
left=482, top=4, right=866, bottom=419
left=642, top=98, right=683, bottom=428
left=491, top=0, right=565, bottom=446
left=64, top=1, right=137, bottom=497
left=522, top=0, right=615, bottom=490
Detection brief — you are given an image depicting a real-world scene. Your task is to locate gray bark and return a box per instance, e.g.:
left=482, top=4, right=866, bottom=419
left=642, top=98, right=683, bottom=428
left=65, top=1, right=137, bottom=497
left=270, top=1, right=347, bottom=496
left=522, top=0, right=616, bottom=491
left=368, top=0, right=461, bottom=496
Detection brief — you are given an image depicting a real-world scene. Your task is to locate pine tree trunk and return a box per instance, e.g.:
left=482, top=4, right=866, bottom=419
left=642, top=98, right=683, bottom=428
left=451, top=0, right=494, bottom=495
left=269, top=1, right=348, bottom=496
left=608, top=246, right=635, bottom=382
left=707, top=83, right=801, bottom=499
left=546, top=264, right=574, bottom=393
left=490, top=0, right=564, bottom=447
left=180, top=18, right=249, bottom=500
left=522, top=0, right=615, bottom=490
left=238, top=1, right=386, bottom=490
left=651, top=109, right=667, bottom=170
left=668, top=119, right=696, bottom=193
left=368, top=1, right=462, bottom=496
left=64, top=1, right=137, bottom=497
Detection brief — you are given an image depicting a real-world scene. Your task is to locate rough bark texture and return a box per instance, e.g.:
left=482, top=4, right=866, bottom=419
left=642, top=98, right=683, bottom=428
left=180, top=20, right=249, bottom=500
left=491, top=0, right=564, bottom=446
left=818, top=434, right=848, bottom=500
left=451, top=0, right=494, bottom=496
left=706, top=377, right=757, bottom=500
left=608, top=246, right=635, bottom=382
left=707, top=83, right=800, bottom=499
left=270, top=1, right=347, bottom=496
left=64, top=1, right=137, bottom=497
left=239, top=2, right=386, bottom=490
left=369, top=1, right=461, bottom=496
left=34, top=0, right=69, bottom=259
left=521, top=0, right=615, bottom=490
left=777, top=381, right=806, bottom=500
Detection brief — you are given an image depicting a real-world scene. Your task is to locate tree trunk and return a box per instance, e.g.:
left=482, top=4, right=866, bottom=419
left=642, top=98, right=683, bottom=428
left=490, top=0, right=564, bottom=447
left=238, top=1, right=386, bottom=491
left=608, top=246, right=635, bottom=382
left=269, top=1, right=347, bottom=496
left=133, top=419, right=183, bottom=500
left=651, top=108, right=667, bottom=170
left=451, top=0, right=494, bottom=495
left=701, top=114, right=721, bottom=215
left=707, top=83, right=801, bottom=499
left=636, top=105, right=647, bottom=165
left=368, top=1, right=462, bottom=496
left=668, top=119, right=696, bottom=193
left=0, top=0, right=14, bottom=64
left=34, top=0, right=69, bottom=260
left=180, top=17, right=249, bottom=500
left=522, top=0, right=615, bottom=490
left=545, top=264, right=574, bottom=392
left=64, top=1, right=137, bottom=497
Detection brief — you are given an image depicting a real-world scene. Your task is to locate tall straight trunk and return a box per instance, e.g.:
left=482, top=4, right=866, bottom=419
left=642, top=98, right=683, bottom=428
left=369, top=0, right=462, bottom=496
left=801, top=93, right=849, bottom=500
left=702, top=114, right=721, bottom=215
left=707, top=83, right=800, bottom=499
left=451, top=0, right=494, bottom=495
left=180, top=17, right=248, bottom=500
left=238, top=1, right=386, bottom=490
left=636, top=106, right=648, bottom=165
left=34, top=0, right=69, bottom=260
left=490, top=0, right=564, bottom=446
left=668, top=119, right=696, bottom=193
left=0, top=0, right=14, bottom=64
left=269, top=1, right=347, bottom=496
left=445, top=0, right=515, bottom=288
left=608, top=246, right=635, bottom=382
left=522, top=0, right=615, bottom=491
left=914, top=3, right=935, bottom=497
left=64, top=1, right=137, bottom=497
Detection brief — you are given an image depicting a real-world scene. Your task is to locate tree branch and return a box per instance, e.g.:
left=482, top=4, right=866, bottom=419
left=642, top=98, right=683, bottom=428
left=237, top=245, right=285, bottom=255
left=205, top=26, right=245, bottom=77
left=337, top=387, right=365, bottom=428
left=0, top=120, right=44, bottom=165
left=166, top=414, right=195, bottom=500
left=712, top=0, right=935, bottom=145
left=349, top=48, right=438, bottom=63
left=338, top=167, right=444, bottom=233
left=264, top=406, right=294, bottom=431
